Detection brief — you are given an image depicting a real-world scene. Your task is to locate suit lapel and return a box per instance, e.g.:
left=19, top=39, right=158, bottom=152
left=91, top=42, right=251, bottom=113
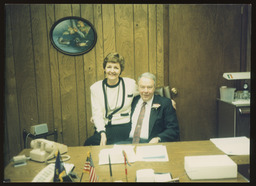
left=148, top=96, right=160, bottom=136
left=131, top=95, right=160, bottom=137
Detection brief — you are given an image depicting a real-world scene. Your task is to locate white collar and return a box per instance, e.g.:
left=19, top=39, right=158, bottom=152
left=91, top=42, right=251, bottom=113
left=138, top=95, right=154, bottom=107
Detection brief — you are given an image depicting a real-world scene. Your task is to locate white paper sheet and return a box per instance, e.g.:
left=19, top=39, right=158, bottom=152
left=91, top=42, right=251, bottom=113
left=210, top=136, right=250, bottom=155
left=136, top=169, right=155, bottom=182
left=98, top=145, right=136, bottom=165
left=136, top=145, right=169, bottom=162
left=136, top=169, right=173, bottom=182
left=154, top=173, right=173, bottom=182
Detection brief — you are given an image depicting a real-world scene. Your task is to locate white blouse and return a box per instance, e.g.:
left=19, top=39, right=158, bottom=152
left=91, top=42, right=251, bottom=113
left=90, top=77, right=137, bottom=132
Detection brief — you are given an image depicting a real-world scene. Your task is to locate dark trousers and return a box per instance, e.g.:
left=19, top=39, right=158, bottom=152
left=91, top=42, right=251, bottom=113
left=84, top=123, right=131, bottom=146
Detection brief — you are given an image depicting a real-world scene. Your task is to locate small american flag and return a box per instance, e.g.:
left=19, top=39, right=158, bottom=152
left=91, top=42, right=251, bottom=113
left=83, top=152, right=97, bottom=182
left=83, top=152, right=90, bottom=173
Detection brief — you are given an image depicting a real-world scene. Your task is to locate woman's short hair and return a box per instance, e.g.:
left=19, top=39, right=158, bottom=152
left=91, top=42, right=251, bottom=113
left=103, top=52, right=125, bottom=73
left=138, top=72, right=156, bottom=86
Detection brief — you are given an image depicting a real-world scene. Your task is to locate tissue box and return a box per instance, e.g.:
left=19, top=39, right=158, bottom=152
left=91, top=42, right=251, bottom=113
left=184, top=155, right=237, bottom=180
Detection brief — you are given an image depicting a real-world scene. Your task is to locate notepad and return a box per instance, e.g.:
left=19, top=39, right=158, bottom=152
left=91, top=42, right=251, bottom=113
left=98, top=145, right=136, bottom=165
left=136, top=145, right=169, bottom=162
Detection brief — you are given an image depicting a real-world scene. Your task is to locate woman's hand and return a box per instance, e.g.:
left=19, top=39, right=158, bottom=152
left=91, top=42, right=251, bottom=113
left=100, top=132, right=107, bottom=146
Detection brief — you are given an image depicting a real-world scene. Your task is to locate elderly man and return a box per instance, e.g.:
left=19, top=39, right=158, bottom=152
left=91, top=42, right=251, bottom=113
left=119, top=72, right=180, bottom=144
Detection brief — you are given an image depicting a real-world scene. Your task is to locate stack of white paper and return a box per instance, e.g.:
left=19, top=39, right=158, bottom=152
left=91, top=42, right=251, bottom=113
left=210, top=136, right=250, bottom=155
left=184, top=155, right=237, bottom=180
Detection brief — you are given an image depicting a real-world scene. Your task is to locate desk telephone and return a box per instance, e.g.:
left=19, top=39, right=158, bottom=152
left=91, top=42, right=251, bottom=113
left=30, top=139, right=68, bottom=163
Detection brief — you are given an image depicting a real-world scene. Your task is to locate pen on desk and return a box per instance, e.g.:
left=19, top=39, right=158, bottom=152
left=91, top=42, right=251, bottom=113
left=80, top=173, right=83, bottom=182
left=108, top=155, right=113, bottom=181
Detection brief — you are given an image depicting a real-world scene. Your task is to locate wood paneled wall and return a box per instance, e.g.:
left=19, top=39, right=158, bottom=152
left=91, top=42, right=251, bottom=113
left=4, top=4, right=168, bottom=165
left=168, top=4, right=249, bottom=140
left=4, top=4, right=250, bottom=167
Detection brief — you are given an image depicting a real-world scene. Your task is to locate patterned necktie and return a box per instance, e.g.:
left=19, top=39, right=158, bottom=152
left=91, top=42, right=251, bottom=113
left=132, top=102, right=147, bottom=144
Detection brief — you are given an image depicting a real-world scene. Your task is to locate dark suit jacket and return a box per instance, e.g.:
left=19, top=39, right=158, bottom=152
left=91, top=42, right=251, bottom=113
left=131, top=95, right=180, bottom=142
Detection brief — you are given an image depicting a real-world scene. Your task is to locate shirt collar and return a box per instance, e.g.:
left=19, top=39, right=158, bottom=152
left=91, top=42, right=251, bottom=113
left=138, top=95, right=154, bottom=107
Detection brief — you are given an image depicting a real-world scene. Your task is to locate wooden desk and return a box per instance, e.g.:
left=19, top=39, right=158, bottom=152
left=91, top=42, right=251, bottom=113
left=4, top=140, right=249, bottom=182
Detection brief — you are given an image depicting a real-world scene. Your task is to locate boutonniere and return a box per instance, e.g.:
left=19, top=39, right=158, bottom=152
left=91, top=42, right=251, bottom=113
left=152, top=103, right=161, bottom=110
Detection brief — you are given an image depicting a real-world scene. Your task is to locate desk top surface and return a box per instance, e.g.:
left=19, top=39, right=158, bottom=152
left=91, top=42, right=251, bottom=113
left=4, top=140, right=249, bottom=182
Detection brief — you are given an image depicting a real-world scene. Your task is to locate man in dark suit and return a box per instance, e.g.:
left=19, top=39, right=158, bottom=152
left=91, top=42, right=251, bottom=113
left=118, top=72, right=180, bottom=144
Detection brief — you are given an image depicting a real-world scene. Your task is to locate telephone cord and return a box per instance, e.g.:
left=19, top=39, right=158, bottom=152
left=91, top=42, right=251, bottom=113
left=46, top=154, right=71, bottom=164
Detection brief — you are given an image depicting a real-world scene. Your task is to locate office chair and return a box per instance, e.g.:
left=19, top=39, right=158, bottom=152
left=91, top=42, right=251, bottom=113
left=155, top=86, right=177, bottom=110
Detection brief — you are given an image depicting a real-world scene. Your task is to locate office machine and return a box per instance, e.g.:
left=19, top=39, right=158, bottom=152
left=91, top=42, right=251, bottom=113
left=12, top=155, right=30, bottom=167
left=222, top=72, right=250, bottom=80
left=218, top=72, right=250, bottom=138
left=30, top=123, right=48, bottom=136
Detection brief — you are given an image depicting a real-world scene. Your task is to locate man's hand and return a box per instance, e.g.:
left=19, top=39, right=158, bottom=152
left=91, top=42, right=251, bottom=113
left=100, top=132, right=107, bottom=146
left=149, top=137, right=161, bottom=144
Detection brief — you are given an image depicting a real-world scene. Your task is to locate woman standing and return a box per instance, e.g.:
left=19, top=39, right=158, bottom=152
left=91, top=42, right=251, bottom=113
left=84, top=52, right=137, bottom=146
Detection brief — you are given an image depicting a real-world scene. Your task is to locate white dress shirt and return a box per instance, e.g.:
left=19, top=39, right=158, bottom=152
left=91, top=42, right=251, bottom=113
left=129, top=95, right=154, bottom=139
